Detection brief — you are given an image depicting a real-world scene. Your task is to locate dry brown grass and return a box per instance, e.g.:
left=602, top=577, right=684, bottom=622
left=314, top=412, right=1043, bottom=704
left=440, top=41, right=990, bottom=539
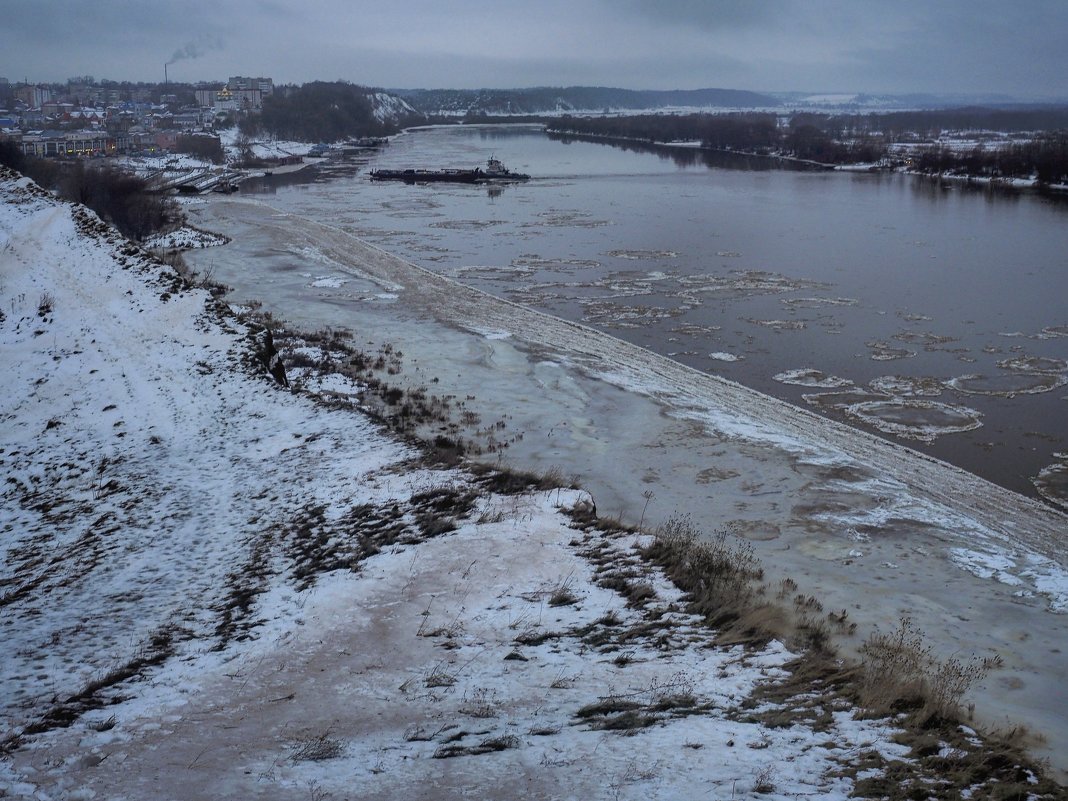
left=642, top=515, right=763, bottom=629
left=858, top=616, right=1003, bottom=722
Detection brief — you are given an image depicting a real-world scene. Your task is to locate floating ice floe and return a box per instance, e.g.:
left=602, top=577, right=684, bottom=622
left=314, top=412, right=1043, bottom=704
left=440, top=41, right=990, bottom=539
left=606, top=249, right=678, bottom=260
left=893, top=330, right=958, bottom=347
left=945, top=372, right=1068, bottom=397
left=453, top=263, right=537, bottom=278
left=708, top=352, right=741, bottom=362
left=430, top=219, right=507, bottom=230
left=898, top=311, right=934, bottom=322
left=525, top=210, right=611, bottom=228
left=512, top=255, right=602, bottom=270
left=677, top=269, right=826, bottom=296
left=581, top=300, right=682, bottom=328
left=1033, top=461, right=1068, bottom=511
left=143, top=225, right=230, bottom=250
left=781, top=296, right=859, bottom=308
left=802, top=388, right=891, bottom=413
left=773, top=368, right=854, bottom=389
left=869, top=375, right=945, bottom=397
left=996, top=355, right=1068, bottom=374
left=744, top=318, right=806, bottom=330
left=843, top=399, right=983, bottom=443
left=866, top=340, right=915, bottom=361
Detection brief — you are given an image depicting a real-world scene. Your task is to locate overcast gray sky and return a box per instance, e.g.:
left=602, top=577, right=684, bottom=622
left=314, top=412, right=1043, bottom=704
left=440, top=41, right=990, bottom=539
left=2, top=0, right=1066, bottom=98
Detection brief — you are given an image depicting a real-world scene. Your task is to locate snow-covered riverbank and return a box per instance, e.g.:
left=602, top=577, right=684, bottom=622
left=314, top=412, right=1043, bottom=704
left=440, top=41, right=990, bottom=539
left=3, top=168, right=1066, bottom=797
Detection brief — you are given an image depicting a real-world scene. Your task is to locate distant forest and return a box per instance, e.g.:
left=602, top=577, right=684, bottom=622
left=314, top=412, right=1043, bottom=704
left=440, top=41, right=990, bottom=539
left=546, top=109, right=1068, bottom=184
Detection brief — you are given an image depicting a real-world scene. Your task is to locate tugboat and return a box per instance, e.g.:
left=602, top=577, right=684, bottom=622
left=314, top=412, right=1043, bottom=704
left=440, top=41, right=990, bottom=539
left=480, top=156, right=529, bottom=182
left=370, top=156, right=530, bottom=184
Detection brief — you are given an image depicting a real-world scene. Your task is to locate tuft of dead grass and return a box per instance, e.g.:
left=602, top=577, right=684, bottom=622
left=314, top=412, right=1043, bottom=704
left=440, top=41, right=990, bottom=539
left=642, top=515, right=763, bottom=629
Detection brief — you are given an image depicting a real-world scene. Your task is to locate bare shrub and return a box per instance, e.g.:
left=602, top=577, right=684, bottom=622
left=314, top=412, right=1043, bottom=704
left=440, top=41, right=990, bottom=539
left=292, top=733, right=345, bottom=762
left=87, top=715, right=116, bottom=732
left=424, top=662, right=458, bottom=688
left=433, top=734, right=520, bottom=759
left=458, top=688, right=499, bottom=718
left=753, top=764, right=776, bottom=793
left=859, top=617, right=1002, bottom=720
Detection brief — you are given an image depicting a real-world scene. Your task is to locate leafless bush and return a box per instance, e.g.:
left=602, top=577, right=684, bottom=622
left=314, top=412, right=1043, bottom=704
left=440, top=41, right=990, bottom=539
left=424, top=662, right=458, bottom=688
left=292, top=733, right=345, bottom=762
left=859, top=617, right=1002, bottom=720
left=87, top=715, right=116, bottom=732
left=753, top=764, right=776, bottom=793
left=459, top=688, right=499, bottom=718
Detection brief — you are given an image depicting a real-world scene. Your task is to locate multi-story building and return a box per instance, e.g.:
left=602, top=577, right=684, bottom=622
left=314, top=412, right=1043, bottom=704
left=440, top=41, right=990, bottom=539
left=228, top=76, right=273, bottom=96
left=16, top=85, right=51, bottom=107
left=15, top=130, right=128, bottom=157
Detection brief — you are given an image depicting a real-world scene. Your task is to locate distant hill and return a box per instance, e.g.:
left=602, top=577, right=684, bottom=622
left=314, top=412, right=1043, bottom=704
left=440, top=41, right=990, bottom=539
left=397, top=86, right=782, bottom=115
left=260, top=82, right=423, bottom=141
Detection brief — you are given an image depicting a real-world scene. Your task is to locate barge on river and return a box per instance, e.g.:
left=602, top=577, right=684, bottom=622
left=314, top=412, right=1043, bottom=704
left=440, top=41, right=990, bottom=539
left=370, top=157, right=529, bottom=184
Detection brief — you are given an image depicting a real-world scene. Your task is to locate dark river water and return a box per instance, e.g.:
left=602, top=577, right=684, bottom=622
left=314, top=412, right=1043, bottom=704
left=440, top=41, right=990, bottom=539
left=241, top=124, right=1068, bottom=507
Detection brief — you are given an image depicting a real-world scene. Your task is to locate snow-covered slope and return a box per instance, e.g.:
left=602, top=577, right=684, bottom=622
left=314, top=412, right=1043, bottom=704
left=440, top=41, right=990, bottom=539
left=370, top=91, right=418, bottom=124
left=0, top=168, right=414, bottom=730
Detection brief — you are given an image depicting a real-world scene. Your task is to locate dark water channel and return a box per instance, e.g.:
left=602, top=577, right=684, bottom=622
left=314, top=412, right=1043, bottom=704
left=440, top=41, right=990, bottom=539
left=242, top=124, right=1068, bottom=507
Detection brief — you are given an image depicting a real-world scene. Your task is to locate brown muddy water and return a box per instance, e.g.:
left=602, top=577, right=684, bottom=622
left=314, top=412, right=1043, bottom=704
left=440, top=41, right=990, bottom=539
left=237, top=124, right=1068, bottom=510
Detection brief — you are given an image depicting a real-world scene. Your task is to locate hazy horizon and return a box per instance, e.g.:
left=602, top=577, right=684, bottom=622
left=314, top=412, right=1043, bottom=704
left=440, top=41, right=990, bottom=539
left=3, top=1, right=1067, bottom=100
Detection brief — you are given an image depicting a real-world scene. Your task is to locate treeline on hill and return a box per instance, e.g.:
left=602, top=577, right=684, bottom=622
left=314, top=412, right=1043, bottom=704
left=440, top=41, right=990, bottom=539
left=547, top=109, right=1068, bottom=182
left=0, top=142, right=174, bottom=240
left=253, top=81, right=419, bottom=142
left=546, top=113, right=880, bottom=161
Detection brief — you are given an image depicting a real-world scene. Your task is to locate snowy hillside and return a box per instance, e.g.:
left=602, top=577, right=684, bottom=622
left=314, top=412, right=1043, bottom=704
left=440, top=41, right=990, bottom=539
left=370, top=91, right=419, bottom=124
left=1, top=169, right=1063, bottom=799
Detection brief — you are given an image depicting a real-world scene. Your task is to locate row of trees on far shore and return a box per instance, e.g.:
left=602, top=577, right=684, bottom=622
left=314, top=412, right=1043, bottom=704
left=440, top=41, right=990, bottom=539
left=546, top=110, right=1068, bottom=183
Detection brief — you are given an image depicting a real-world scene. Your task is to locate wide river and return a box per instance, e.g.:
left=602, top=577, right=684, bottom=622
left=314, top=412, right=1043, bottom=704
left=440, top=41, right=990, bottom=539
left=240, top=124, right=1068, bottom=509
